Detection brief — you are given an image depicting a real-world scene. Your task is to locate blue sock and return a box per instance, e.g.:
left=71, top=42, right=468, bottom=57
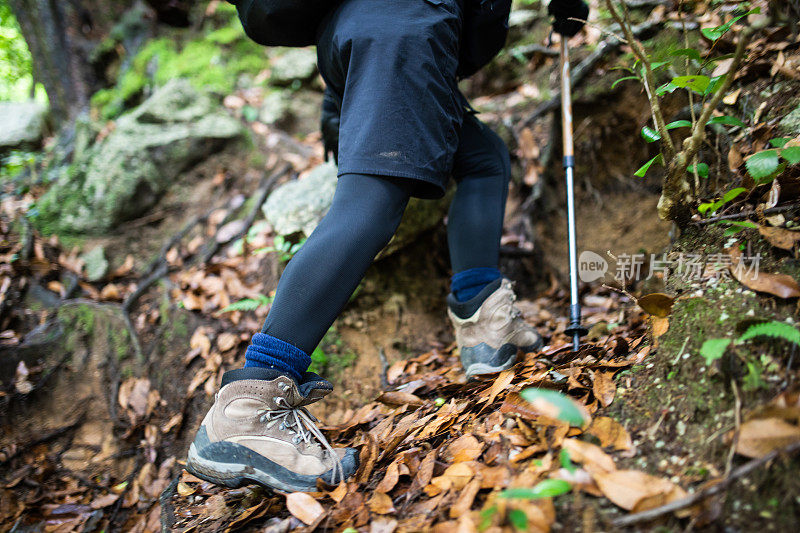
left=244, top=333, right=311, bottom=382
left=450, top=267, right=503, bottom=302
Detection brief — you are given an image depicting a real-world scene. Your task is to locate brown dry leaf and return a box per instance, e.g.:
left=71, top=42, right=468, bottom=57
left=375, top=460, right=401, bottom=493
left=443, top=434, right=483, bottom=463
left=594, top=470, right=685, bottom=512
left=735, top=417, right=800, bottom=458
left=90, top=493, right=120, bottom=509
left=190, top=328, right=212, bottom=359
left=481, top=368, right=515, bottom=409
left=592, top=371, right=616, bottom=408
left=758, top=226, right=800, bottom=251
left=216, top=332, right=238, bottom=353
left=449, top=478, right=480, bottom=519
left=562, top=438, right=616, bottom=474
left=286, top=492, right=325, bottom=525
left=442, top=461, right=475, bottom=490
left=100, top=283, right=122, bottom=301
left=368, top=492, right=396, bottom=515
left=176, top=482, right=196, bottom=497
left=729, top=247, right=800, bottom=298
left=377, top=391, right=424, bottom=407
left=112, top=254, right=135, bottom=277
left=588, top=416, right=632, bottom=451
left=637, top=293, right=675, bottom=317
left=651, top=316, right=670, bottom=338
left=413, top=451, right=436, bottom=490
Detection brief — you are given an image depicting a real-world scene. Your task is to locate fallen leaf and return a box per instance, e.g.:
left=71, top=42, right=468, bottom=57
left=216, top=332, right=238, bottom=352
left=176, top=482, right=196, bottom=497
left=377, top=391, right=424, bottom=407
left=758, top=226, right=800, bottom=251
left=592, top=371, right=616, bottom=408
left=594, top=470, right=685, bottom=512
left=443, top=434, right=483, bottom=463
left=562, top=438, right=616, bottom=474
left=729, top=248, right=800, bottom=298
left=286, top=492, right=325, bottom=525
left=90, top=493, right=120, bottom=509
left=375, top=460, right=400, bottom=493
left=449, top=478, right=480, bottom=519
left=637, top=293, right=675, bottom=317
left=651, top=316, right=670, bottom=338
left=368, top=492, right=396, bottom=514
left=735, top=417, right=800, bottom=458
left=100, top=283, right=122, bottom=301
left=588, top=416, right=633, bottom=451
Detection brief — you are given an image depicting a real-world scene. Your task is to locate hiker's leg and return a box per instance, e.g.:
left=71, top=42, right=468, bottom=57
left=447, top=113, right=511, bottom=302
left=244, top=173, right=412, bottom=378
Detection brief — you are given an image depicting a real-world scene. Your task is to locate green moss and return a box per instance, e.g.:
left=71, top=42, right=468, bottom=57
left=58, top=303, right=96, bottom=335
left=89, top=15, right=268, bottom=120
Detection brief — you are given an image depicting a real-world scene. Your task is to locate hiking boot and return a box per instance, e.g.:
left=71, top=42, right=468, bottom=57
left=185, top=367, right=359, bottom=492
left=448, top=278, right=543, bottom=379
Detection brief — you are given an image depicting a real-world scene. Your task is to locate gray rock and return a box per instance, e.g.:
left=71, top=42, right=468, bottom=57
left=0, top=101, right=47, bottom=151
left=262, top=162, right=338, bottom=236
left=779, top=104, right=800, bottom=135
left=262, top=162, right=450, bottom=257
left=270, top=48, right=318, bottom=86
left=259, top=91, right=291, bottom=126
left=35, top=79, right=243, bottom=234
left=82, top=246, right=109, bottom=282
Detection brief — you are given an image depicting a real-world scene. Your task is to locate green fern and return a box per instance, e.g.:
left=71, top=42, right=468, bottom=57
left=738, top=321, right=800, bottom=346
left=219, top=294, right=274, bottom=313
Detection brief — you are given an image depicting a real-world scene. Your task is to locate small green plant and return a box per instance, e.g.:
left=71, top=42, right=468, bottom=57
left=607, top=0, right=761, bottom=223
left=700, top=320, right=800, bottom=367
left=218, top=294, right=274, bottom=313
left=254, top=234, right=306, bottom=262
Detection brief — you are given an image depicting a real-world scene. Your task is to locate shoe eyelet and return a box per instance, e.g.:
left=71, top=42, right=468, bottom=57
left=292, top=436, right=300, bottom=444
left=279, top=422, right=285, bottom=430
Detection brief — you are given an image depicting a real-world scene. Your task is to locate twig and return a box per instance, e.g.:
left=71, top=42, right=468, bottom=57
left=725, top=379, right=742, bottom=477
left=197, top=164, right=288, bottom=265
left=612, top=440, right=800, bottom=527
left=59, top=298, right=144, bottom=362
left=519, top=19, right=663, bottom=129
left=605, top=0, right=675, bottom=160
left=694, top=203, right=800, bottom=225
left=0, top=413, right=85, bottom=464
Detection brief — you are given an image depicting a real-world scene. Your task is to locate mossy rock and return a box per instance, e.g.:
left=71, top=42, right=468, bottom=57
left=35, top=79, right=243, bottom=235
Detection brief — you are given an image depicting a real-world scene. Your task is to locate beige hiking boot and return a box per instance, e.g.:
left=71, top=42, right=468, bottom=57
left=185, top=368, right=359, bottom=492
left=447, top=278, right=543, bottom=379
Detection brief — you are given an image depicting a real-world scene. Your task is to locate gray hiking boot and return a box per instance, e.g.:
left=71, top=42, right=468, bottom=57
left=185, top=367, right=359, bottom=492
left=448, top=278, right=543, bottom=379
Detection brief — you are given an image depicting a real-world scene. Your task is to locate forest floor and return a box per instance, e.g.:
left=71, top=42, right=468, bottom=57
left=2, top=1, right=800, bottom=532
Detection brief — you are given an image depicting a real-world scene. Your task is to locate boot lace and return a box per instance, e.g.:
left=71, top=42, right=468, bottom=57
left=257, top=396, right=345, bottom=484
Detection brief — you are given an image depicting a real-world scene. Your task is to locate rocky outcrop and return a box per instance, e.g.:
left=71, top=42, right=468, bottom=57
left=262, top=162, right=451, bottom=258
left=0, top=101, right=47, bottom=151
left=35, top=79, right=243, bottom=234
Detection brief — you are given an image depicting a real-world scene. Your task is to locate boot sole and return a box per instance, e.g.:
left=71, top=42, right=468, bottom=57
left=186, top=442, right=306, bottom=492
left=185, top=427, right=359, bottom=493
left=463, top=341, right=542, bottom=379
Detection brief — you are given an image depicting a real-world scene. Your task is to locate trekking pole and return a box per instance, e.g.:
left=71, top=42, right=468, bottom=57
left=559, top=38, right=587, bottom=352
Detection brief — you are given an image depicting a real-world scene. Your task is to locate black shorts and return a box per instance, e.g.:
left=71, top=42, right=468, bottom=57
left=317, top=0, right=465, bottom=199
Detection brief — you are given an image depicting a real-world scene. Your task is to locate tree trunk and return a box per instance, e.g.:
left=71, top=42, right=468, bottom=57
left=8, top=0, right=193, bottom=128
left=9, top=0, right=98, bottom=126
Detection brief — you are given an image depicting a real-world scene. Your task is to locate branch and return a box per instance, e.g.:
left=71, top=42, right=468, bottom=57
left=683, top=26, right=752, bottom=164
left=519, top=19, right=663, bottom=128
left=605, top=0, right=675, bottom=160
left=693, top=203, right=800, bottom=225
left=612, top=440, right=800, bottom=527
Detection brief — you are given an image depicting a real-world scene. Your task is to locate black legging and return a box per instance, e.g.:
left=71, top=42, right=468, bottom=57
left=261, top=114, right=510, bottom=354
